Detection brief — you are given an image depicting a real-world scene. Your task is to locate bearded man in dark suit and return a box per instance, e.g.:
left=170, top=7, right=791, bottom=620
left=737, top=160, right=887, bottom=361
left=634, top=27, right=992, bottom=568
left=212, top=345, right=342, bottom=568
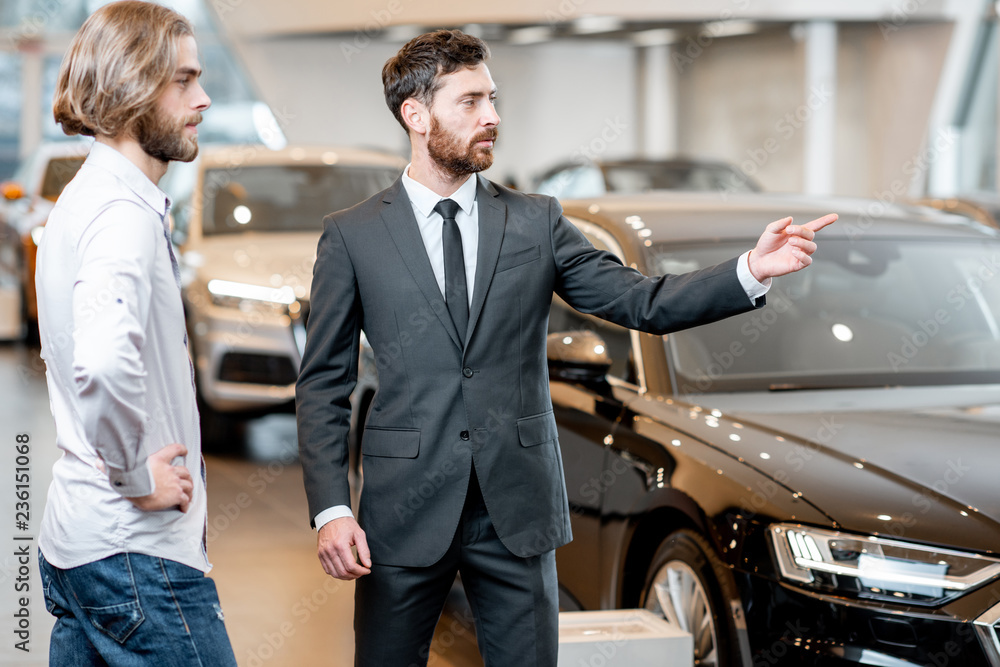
left=296, top=29, right=836, bottom=667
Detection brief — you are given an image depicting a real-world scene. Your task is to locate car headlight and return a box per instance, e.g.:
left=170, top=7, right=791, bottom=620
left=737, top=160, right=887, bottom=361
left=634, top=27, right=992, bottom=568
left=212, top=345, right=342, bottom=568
left=769, top=524, right=1000, bottom=606
left=206, top=279, right=295, bottom=313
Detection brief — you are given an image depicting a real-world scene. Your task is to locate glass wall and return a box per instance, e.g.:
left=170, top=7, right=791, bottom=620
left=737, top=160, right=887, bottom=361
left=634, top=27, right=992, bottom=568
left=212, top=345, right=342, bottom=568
left=0, top=54, right=22, bottom=179
left=956, top=20, right=997, bottom=193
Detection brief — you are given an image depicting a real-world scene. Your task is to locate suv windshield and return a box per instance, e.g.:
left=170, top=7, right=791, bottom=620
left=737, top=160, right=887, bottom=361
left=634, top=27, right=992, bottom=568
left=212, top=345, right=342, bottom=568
left=649, top=238, right=1000, bottom=392
left=202, top=164, right=400, bottom=235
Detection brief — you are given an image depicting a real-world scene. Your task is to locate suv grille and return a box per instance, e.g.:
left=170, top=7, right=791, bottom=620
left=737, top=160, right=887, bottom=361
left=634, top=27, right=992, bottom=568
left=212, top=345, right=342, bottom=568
left=218, top=352, right=296, bottom=386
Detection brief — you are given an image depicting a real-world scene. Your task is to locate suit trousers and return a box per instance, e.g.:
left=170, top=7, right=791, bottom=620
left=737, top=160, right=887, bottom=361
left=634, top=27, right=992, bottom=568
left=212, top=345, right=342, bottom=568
left=354, top=467, right=558, bottom=667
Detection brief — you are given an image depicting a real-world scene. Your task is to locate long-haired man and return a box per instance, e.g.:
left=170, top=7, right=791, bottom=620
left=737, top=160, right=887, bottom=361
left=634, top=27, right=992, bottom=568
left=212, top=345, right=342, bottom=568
left=35, top=2, right=236, bottom=664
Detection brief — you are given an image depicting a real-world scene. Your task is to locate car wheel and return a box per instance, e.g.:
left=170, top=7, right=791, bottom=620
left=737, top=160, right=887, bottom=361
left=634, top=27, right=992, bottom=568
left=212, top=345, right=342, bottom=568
left=641, top=530, right=739, bottom=667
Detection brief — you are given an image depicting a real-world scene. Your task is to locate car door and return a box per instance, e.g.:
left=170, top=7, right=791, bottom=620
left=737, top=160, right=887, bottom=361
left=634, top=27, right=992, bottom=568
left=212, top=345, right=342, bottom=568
left=551, top=218, right=644, bottom=611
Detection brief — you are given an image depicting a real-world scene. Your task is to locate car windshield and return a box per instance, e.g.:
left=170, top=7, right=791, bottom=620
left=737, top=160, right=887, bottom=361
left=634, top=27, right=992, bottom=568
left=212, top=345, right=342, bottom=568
left=202, top=164, right=400, bottom=235
left=648, top=238, right=1000, bottom=392
left=603, top=163, right=758, bottom=194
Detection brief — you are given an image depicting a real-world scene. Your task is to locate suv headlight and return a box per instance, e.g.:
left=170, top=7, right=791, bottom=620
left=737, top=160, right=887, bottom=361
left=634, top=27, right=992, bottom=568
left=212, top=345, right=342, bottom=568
left=769, top=524, right=1000, bottom=606
left=206, top=279, right=295, bottom=313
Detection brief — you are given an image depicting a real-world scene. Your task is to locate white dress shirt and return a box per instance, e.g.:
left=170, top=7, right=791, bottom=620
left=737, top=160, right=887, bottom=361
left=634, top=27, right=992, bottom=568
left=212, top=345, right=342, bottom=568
left=36, top=142, right=209, bottom=572
left=402, top=165, right=479, bottom=306
left=313, top=168, right=770, bottom=531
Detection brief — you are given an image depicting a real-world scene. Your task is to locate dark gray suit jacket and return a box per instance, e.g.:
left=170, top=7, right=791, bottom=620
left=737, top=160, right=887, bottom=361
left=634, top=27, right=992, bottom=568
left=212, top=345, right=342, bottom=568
left=296, top=175, right=760, bottom=567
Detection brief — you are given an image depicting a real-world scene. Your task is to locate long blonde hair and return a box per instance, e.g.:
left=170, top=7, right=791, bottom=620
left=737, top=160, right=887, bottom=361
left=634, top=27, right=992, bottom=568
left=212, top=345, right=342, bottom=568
left=53, top=1, right=194, bottom=138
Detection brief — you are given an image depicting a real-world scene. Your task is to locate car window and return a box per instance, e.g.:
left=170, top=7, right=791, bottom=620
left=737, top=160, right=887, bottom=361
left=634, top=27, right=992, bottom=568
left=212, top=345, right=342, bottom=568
left=648, top=237, right=1000, bottom=392
left=202, top=164, right=401, bottom=235
left=40, top=157, right=86, bottom=201
left=548, top=220, right=639, bottom=387
left=603, top=163, right=757, bottom=194
left=536, top=166, right=605, bottom=199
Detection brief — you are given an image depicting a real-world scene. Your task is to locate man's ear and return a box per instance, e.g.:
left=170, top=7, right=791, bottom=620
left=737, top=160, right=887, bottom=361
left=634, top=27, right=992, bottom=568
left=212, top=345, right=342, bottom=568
left=401, top=97, right=428, bottom=136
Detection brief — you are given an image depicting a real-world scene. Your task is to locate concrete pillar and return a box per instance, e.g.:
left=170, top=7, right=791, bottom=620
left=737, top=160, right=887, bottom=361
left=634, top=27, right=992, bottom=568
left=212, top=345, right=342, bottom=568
left=918, top=0, right=987, bottom=197
left=18, top=43, right=43, bottom=160
left=803, top=21, right=837, bottom=195
left=637, top=41, right=677, bottom=158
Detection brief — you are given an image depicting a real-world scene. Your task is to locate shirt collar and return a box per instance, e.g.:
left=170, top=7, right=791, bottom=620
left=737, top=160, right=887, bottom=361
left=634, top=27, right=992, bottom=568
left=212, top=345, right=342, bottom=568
left=86, top=142, right=172, bottom=218
left=401, top=164, right=478, bottom=218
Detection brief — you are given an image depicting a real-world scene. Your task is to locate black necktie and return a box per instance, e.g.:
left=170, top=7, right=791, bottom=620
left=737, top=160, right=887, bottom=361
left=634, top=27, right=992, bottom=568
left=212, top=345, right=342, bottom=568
left=434, top=198, right=469, bottom=341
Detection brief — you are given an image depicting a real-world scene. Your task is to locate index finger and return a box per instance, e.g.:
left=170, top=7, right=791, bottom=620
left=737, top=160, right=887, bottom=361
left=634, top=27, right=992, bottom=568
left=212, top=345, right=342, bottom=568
left=803, top=213, right=837, bottom=233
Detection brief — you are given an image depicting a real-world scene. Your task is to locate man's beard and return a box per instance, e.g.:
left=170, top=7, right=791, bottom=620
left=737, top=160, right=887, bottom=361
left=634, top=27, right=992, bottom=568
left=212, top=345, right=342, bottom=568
left=134, top=107, right=202, bottom=164
left=427, top=115, right=497, bottom=177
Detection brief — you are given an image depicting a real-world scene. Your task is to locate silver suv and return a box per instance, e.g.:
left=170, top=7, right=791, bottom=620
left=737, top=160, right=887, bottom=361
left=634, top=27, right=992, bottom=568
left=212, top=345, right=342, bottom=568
left=170, top=144, right=404, bottom=452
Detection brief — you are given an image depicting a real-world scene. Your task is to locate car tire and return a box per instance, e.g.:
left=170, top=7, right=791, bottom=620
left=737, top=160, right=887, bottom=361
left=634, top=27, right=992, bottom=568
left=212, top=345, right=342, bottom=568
left=640, top=529, right=741, bottom=667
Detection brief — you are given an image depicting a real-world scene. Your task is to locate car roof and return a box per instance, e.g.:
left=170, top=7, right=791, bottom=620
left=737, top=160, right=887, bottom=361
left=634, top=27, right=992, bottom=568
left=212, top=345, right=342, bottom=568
left=596, top=157, right=739, bottom=169
left=198, top=144, right=407, bottom=169
left=560, top=191, right=999, bottom=244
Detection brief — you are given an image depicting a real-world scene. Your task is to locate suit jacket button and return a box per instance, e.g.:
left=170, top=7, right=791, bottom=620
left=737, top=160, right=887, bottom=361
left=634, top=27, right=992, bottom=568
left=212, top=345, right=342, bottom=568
left=460, top=430, right=470, bottom=441
left=463, top=367, right=474, bottom=378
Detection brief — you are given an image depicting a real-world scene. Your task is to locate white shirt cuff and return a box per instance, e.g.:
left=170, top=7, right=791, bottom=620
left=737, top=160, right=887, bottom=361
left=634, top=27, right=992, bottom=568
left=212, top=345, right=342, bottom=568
left=314, top=505, right=355, bottom=530
left=737, top=250, right=771, bottom=304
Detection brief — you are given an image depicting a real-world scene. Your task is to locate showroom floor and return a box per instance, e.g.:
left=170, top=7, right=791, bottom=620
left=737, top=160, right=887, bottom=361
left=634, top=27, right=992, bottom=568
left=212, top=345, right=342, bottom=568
left=0, top=342, right=483, bottom=667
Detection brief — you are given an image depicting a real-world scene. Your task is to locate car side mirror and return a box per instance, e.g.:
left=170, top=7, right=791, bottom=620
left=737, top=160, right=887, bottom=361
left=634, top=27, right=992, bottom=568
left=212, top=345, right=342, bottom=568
left=1, top=182, right=24, bottom=201
left=547, top=330, right=613, bottom=386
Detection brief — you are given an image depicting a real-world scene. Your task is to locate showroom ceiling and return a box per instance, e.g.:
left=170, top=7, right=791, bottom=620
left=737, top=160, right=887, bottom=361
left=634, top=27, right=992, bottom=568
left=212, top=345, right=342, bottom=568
left=214, top=0, right=962, bottom=37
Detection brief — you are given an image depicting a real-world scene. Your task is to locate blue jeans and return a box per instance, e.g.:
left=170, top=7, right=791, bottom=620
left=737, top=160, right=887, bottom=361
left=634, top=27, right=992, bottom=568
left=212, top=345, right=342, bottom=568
left=39, top=551, right=237, bottom=667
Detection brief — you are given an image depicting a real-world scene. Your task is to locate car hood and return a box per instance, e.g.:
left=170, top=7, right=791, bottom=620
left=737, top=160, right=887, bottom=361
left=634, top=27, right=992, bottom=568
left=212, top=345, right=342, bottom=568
left=182, top=232, right=317, bottom=297
left=665, top=385, right=1000, bottom=553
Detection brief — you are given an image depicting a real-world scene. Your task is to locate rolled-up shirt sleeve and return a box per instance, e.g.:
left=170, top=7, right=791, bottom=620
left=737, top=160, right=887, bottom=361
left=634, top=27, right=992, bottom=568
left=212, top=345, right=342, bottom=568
left=71, top=201, right=158, bottom=497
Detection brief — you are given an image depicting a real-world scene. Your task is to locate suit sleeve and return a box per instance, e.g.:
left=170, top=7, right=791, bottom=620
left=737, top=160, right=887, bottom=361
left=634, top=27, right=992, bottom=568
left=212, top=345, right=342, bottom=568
left=548, top=197, right=761, bottom=334
left=296, top=215, right=361, bottom=526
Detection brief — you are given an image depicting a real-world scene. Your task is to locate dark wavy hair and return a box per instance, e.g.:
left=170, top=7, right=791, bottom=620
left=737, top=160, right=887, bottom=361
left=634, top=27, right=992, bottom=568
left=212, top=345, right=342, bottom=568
left=382, top=29, right=490, bottom=133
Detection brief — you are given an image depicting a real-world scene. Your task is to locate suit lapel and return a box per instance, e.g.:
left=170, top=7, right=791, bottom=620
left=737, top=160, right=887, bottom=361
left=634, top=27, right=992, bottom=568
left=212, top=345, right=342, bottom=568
left=467, top=176, right=506, bottom=344
left=379, top=178, right=463, bottom=350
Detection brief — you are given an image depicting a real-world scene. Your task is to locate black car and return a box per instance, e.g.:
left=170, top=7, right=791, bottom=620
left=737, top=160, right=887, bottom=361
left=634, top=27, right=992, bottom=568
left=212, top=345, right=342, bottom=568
left=548, top=192, right=1000, bottom=666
